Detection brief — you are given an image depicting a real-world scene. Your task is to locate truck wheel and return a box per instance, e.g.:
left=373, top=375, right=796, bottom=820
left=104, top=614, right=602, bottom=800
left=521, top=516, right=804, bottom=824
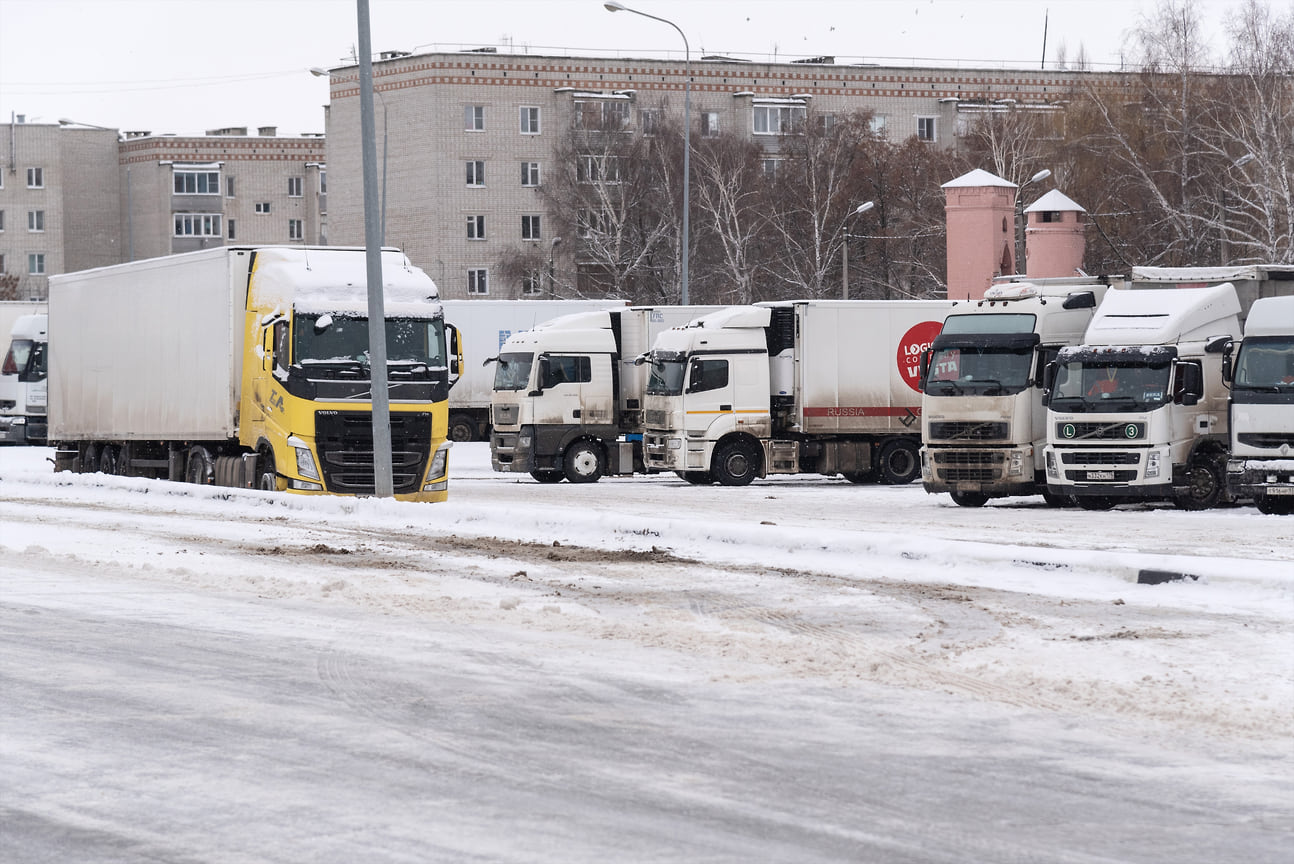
left=1042, top=491, right=1076, bottom=508
left=876, top=439, right=920, bottom=485
left=842, top=470, right=875, bottom=484
left=448, top=413, right=477, bottom=443
left=258, top=449, right=279, bottom=492
left=1173, top=456, right=1223, bottom=510
left=186, top=446, right=213, bottom=485
left=563, top=441, right=604, bottom=484
left=1256, top=492, right=1294, bottom=515
left=713, top=440, right=759, bottom=487
left=100, top=445, right=121, bottom=476
left=950, top=491, right=989, bottom=508
left=82, top=443, right=101, bottom=474
left=529, top=470, right=564, bottom=484
left=1077, top=496, right=1117, bottom=511
left=678, top=471, right=714, bottom=485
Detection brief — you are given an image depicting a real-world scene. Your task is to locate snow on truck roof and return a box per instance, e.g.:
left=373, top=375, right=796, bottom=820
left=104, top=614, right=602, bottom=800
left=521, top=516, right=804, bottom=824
left=1243, top=295, right=1294, bottom=337
left=1085, top=283, right=1241, bottom=345
left=251, top=247, right=441, bottom=317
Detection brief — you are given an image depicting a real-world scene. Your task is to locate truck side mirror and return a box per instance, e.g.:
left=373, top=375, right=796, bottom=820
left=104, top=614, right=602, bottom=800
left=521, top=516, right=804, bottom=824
left=529, top=356, right=549, bottom=397
left=1176, top=361, right=1204, bottom=406
left=1061, top=291, right=1097, bottom=310
left=446, top=323, right=462, bottom=387
left=1220, top=340, right=1236, bottom=385
left=1040, top=361, right=1058, bottom=406
left=918, top=350, right=931, bottom=390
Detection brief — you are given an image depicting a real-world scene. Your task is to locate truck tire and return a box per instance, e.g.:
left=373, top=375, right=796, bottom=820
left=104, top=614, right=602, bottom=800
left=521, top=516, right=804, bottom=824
left=678, top=471, right=714, bottom=485
left=842, top=470, right=875, bottom=484
left=950, top=491, right=989, bottom=508
left=529, top=470, right=564, bottom=483
left=448, top=413, right=477, bottom=443
left=563, top=440, right=604, bottom=484
left=1172, top=456, right=1223, bottom=510
left=712, top=440, right=759, bottom=487
left=100, top=445, right=121, bottom=476
left=876, top=439, right=920, bottom=485
left=82, top=443, right=101, bottom=474
left=258, top=449, right=279, bottom=492
left=1042, top=491, right=1076, bottom=508
left=186, top=446, right=213, bottom=485
left=1255, top=491, right=1294, bottom=515
left=1076, top=495, right=1118, bottom=511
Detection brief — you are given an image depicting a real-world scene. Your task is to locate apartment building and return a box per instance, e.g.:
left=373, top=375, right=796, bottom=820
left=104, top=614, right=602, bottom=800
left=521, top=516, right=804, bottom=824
left=319, top=50, right=1093, bottom=299
left=0, top=118, right=326, bottom=299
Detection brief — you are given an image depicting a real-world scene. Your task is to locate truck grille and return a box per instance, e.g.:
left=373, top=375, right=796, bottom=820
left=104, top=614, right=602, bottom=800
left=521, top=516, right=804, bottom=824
left=931, top=450, right=1003, bottom=482
left=645, top=409, right=669, bottom=427
left=1237, top=433, right=1294, bottom=449
left=314, top=410, right=432, bottom=494
left=928, top=421, right=1008, bottom=441
left=1060, top=451, right=1141, bottom=465
left=1055, top=422, right=1146, bottom=441
left=493, top=403, right=519, bottom=426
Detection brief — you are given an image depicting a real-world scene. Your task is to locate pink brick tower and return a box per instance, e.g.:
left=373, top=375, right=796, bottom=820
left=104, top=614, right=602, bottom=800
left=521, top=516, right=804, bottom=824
left=1024, top=189, right=1087, bottom=278
left=942, top=169, right=1018, bottom=301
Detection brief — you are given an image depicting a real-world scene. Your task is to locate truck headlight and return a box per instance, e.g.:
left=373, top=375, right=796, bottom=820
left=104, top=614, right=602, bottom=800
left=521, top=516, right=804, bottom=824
left=667, top=438, right=682, bottom=450
left=287, top=435, right=320, bottom=480
left=1045, top=449, right=1058, bottom=479
left=1146, top=451, right=1161, bottom=479
left=1007, top=450, right=1024, bottom=477
left=426, top=442, right=450, bottom=482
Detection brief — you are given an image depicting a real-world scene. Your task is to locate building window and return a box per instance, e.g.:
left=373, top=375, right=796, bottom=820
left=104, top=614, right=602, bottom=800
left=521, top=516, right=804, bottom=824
left=521, top=214, right=542, bottom=241
left=753, top=105, right=805, bottom=135
left=577, top=208, right=610, bottom=238
left=521, top=161, right=540, bottom=187
left=226, top=177, right=235, bottom=197
left=1040, top=211, right=1062, bottom=223
left=869, top=115, right=888, bottom=137
left=318, top=170, right=327, bottom=194
left=0, top=210, right=5, bottom=232
left=0, top=254, right=5, bottom=273
left=173, top=169, right=220, bottom=195
left=465, top=105, right=485, bottom=131
left=228, top=219, right=236, bottom=240
left=574, top=99, right=630, bottom=131
left=173, top=213, right=222, bottom=237
left=522, top=270, right=543, bottom=296
left=701, top=111, right=720, bottom=138
left=520, top=106, right=541, bottom=135
left=466, top=160, right=486, bottom=187
left=917, top=116, right=937, bottom=142
left=467, top=214, right=486, bottom=240
left=818, top=113, right=838, bottom=132
left=288, top=177, right=303, bottom=197
left=578, top=155, right=621, bottom=184
left=28, top=253, right=45, bottom=275
left=289, top=219, right=303, bottom=240
left=468, top=268, right=489, bottom=295
left=26, top=168, right=43, bottom=189
left=255, top=202, right=271, bottom=214
left=761, top=159, right=780, bottom=179
left=27, top=210, right=44, bottom=232
left=640, top=109, right=660, bottom=136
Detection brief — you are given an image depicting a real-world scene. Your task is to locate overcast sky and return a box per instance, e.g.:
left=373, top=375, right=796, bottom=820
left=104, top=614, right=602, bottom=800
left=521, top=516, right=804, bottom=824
left=1, top=0, right=1255, bottom=137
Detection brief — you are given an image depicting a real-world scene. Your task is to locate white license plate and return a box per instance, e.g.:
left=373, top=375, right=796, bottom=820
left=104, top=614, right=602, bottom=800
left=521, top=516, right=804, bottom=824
left=1086, top=470, right=1116, bottom=481
left=1268, top=486, right=1294, bottom=496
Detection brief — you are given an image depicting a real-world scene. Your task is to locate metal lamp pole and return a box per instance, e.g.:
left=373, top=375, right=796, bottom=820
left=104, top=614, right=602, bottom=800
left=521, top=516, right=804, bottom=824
left=841, top=201, right=875, bottom=300
left=1016, top=169, right=1051, bottom=277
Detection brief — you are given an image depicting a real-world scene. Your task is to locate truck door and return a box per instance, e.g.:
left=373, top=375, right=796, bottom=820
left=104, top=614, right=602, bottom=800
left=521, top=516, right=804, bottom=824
left=537, top=354, right=593, bottom=426
left=684, top=356, right=732, bottom=437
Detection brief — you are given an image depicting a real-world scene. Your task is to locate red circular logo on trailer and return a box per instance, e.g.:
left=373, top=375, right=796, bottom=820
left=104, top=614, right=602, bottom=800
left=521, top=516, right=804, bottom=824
left=896, top=320, right=943, bottom=392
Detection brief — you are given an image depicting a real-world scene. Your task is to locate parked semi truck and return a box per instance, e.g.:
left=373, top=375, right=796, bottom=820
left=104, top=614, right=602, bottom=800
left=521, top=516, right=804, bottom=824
left=0, top=312, right=48, bottom=445
left=489, top=305, right=718, bottom=482
left=48, top=246, right=457, bottom=502
left=1223, top=295, right=1294, bottom=514
left=441, top=299, right=627, bottom=443
left=1043, top=283, right=1241, bottom=510
left=642, top=300, right=955, bottom=486
left=919, top=277, right=1113, bottom=507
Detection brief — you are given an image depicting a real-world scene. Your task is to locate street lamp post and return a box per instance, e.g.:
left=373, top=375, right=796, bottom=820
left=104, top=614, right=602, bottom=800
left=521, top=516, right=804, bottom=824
left=841, top=201, right=875, bottom=300
left=549, top=236, right=562, bottom=298
left=605, top=0, right=690, bottom=304
left=1015, top=168, right=1051, bottom=277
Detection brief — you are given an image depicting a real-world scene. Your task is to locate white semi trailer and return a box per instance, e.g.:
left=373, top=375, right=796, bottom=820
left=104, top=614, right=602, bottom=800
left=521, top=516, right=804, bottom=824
left=1223, top=295, right=1294, bottom=514
left=489, top=305, right=718, bottom=482
left=642, top=300, right=955, bottom=486
left=440, top=299, right=627, bottom=443
left=1043, top=283, right=1242, bottom=510
left=919, top=277, right=1113, bottom=507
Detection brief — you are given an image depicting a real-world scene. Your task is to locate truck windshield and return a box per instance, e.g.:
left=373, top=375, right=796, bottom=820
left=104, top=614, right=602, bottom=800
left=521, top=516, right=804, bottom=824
left=924, top=346, right=1033, bottom=396
left=1050, top=360, right=1172, bottom=412
left=2, top=339, right=32, bottom=377
left=294, top=313, right=447, bottom=369
left=1233, top=338, right=1294, bottom=390
left=646, top=353, right=687, bottom=396
left=493, top=352, right=534, bottom=391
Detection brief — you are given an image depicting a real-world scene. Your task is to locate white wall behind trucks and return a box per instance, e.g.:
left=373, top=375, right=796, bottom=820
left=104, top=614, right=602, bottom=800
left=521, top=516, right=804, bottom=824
left=1223, top=295, right=1294, bottom=513
left=440, top=299, right=627, bottom=442
left=48, top=250, right=244, bottom=444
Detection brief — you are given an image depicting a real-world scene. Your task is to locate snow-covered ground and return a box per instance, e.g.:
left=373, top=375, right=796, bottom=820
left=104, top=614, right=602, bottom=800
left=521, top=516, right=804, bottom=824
left=2, top=443, right=1291, bottom=863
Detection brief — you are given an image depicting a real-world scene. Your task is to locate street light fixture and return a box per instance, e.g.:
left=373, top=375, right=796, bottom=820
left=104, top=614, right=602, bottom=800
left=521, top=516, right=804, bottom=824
left=312, top=65, right=388, bottom=244
left=841, top=201, right=874, bottom=300
left=605, top=0, right=691, bottom=304
left=1016, top=168, right=1051, bottom=277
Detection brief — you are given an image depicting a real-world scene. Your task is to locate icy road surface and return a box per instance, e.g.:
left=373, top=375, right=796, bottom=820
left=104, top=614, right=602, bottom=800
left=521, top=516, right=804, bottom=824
left=1, top=443, right=1291, bottom=863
